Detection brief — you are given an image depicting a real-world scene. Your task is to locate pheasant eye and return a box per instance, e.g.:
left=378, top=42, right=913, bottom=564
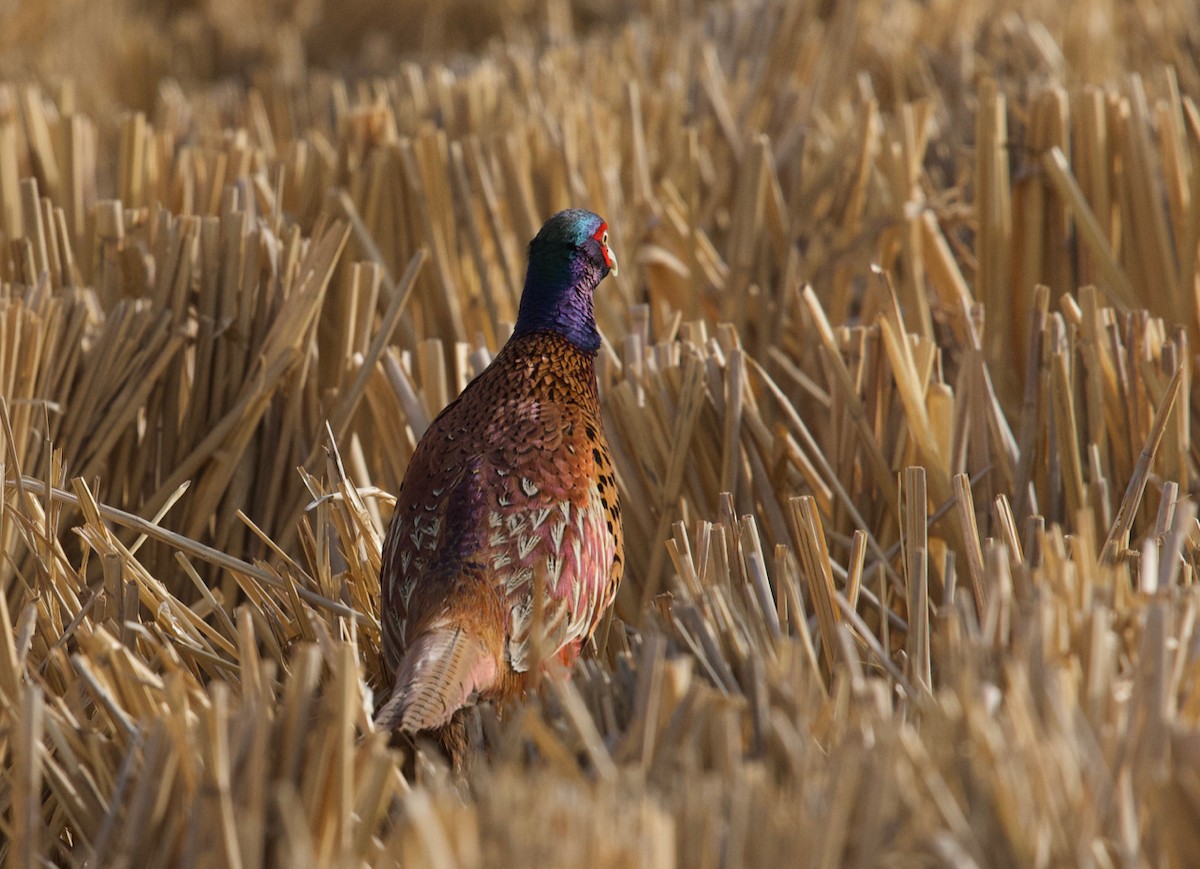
left=590, top=220, right=617, bottom=276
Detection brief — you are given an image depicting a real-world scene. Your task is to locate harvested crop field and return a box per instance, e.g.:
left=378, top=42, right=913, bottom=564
left=2, top=0, right=1200, bottom=864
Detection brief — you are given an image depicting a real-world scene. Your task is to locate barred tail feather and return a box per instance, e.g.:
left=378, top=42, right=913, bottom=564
left=375, top=627, right=498, bottom=732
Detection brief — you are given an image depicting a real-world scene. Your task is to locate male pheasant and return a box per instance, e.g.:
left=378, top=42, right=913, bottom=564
left=375, top=208, right=623, bottom=756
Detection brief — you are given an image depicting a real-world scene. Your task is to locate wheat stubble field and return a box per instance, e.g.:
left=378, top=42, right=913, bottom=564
left=1, top=0, right=1199, bottom=865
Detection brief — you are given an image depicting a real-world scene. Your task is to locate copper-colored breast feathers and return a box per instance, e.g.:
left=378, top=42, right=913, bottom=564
left=378, top=332, right=623, bottom=731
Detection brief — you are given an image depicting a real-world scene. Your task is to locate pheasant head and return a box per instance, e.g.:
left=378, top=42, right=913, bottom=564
left=512, top=208, right=618, bottom=353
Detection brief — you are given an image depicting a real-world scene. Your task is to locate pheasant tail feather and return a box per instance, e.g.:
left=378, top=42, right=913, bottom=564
left=375, top=627, right=497, bottom=732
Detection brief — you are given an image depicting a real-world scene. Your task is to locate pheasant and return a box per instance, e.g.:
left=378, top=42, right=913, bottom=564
left=375, top=208, right=624, bottom=759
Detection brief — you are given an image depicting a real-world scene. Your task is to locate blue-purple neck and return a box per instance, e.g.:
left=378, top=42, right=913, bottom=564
left=511, top=256, right=603, bottom=353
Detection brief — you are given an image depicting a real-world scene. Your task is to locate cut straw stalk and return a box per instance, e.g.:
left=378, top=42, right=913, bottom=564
left=789, top=496, right=841, bottom=682
left=902, top=467, right=931, bottom=692
left=1101, top=364, right=1184, bottom=563
left=1041, top=146, right=1137, bottom=311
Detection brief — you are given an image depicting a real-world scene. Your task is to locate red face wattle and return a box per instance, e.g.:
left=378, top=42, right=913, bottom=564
left=591, top=222, right=618, bottom=276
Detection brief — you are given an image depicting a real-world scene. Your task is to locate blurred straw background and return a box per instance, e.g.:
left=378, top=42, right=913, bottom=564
left=2, top=0, right=1200, bottom=864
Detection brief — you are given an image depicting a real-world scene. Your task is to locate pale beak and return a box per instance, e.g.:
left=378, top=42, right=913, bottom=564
left=606, top=244, right=618, bottom=277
